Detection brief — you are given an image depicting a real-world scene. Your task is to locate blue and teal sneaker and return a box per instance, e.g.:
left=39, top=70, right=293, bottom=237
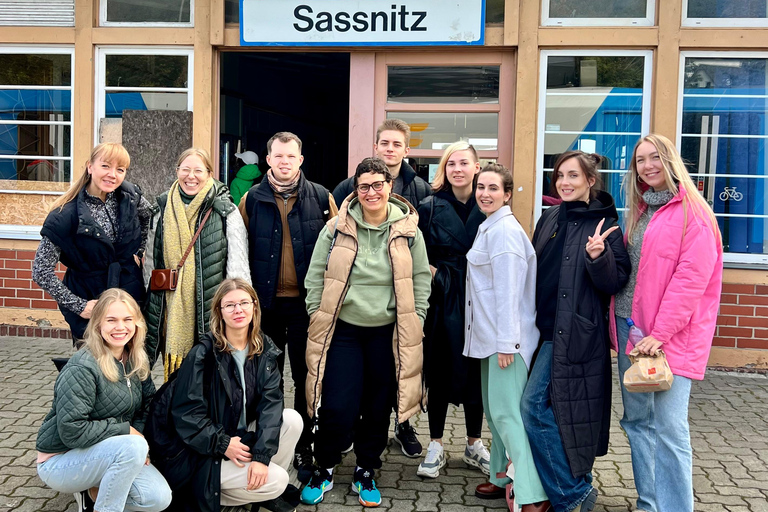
left=352, top=467, right=381, bottom=507
left=300, top=467, right=333, bottom=505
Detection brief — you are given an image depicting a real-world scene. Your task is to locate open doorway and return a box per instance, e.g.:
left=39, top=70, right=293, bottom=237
left=219, top=52, right=350, bottom=192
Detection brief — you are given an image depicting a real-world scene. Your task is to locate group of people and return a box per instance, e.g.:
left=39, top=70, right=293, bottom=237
left=33, top=117, right=723, bottom=512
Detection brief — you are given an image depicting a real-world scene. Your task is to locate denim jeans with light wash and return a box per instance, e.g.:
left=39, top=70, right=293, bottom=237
left=616, top=316, right=694, bottom=512
left=37, top=435, right=172, bottom=512
left=521, top=341, right=594, bottom=512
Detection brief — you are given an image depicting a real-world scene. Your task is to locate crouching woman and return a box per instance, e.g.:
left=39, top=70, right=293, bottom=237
left=36, top=288, right=172, bottom=512
left=146, top=278, right=302, bottom=512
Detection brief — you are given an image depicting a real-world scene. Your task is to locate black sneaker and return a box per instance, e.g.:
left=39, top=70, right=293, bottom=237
left=76, top=489, right=95, bottom=512
left=293, top=445, right=314, bottom=484
left=260, top=495, right=297, bottom=512
left=393, top=420, right=422, bottom=458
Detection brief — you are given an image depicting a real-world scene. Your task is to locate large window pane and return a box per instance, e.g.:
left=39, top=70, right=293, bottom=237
left=681, top=55, right=768, bottom=257
left=0, top=158, right=71, bottom=182
left=104, top=0, right=191, bottom=23
left=389, top=112, right=498, bottom=151
left=388, top=66, right=499, bottom=104
left=547, top=56, right=645, bottom=89
left=0, top=124, right=71, bottom=157
left=105, top=91, right=188, bottom=117
left=0, top=54, right=71, bottom=86
left=106, top=55, right=188, bottom=88
left=687, top=0, right=768, bottom=19
left=547, top=0, right=647, bottom=18
left=0, top=90, right=72, bottom=122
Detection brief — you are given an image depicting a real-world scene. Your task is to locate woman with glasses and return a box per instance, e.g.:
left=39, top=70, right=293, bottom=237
left=33, top=143, right=153, bottom=342
left=301, top=157, right=431, bottom=507
left=144, top=148, right=251, bottom=379
left=146, top=278, right=302, bottom=512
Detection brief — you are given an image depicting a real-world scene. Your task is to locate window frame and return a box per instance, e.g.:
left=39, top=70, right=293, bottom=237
left=682, top=0, right=768, bottom=27
left=535, top=49, right=653, bottom=224
left=677, top=50, right=768, bottom=268
left=541, top=0, right=655, bottom=27
left=94, top=46, right=194, bottom=146
left=99, top=0, right=194, bottom=27
left=0, top=44, right=75, bottom=194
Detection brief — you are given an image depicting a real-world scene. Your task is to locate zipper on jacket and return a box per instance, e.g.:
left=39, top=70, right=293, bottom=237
left=388, top=236, right=403, bottom=425
left=119, top=360, right=134, bottom=418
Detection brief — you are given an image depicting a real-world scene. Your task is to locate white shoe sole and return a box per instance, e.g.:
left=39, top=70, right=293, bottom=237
left=393, top=435, right=422, bottom=458
left=463, top=454, right=491, bottom=476
left=416, top=457, right=446, bottom=478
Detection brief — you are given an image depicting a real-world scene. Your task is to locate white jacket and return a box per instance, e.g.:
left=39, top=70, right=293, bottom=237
left=463, top=206, right=539, bottom=369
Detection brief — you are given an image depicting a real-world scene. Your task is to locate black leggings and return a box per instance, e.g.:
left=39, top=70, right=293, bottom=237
left=427, top=385, right=483, bottom=440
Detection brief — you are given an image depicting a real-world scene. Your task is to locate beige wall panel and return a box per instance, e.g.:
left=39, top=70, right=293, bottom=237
left=73, top=0, right=94, bottom=178
left=652, top=0, right=682, bottom=138
left=224, top=27, right=239, bottom=47
left=0, top=193, right=57, bottom=225
left=0, top=308, right=67, bottom=329
left=485, top=26, right=505, bottom=46
left=348, top=53, right=376, bottom=177
left=91, top=28, right=195, bottom=45
left=210, top=0, right=224, bottom=45
left=724, top=269, right=768, bottom=285
left=0, top=240, right=40, bottom=250
left=680, top=29, right=768, bottom=49
left=708, top=347, right=768, bottom=370
left=0, top=27, right=74, bottom=44
left=193, top=0, right=213, bottom=153
left=503, top=0, right=519, bottom=46
left=538, top=27, right=658, bottom=47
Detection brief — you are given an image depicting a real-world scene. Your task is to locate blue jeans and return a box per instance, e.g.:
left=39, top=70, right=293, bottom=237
left=37, top=435, right=172, bottom=512
left=521, top=341, right=594, bottom=512
left=616, top=316, right=693, bottom=512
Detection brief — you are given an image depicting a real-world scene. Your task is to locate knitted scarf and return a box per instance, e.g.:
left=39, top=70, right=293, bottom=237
left=266, top=169, right=301, bottom=196
left=162, top=178, right=215, bottom=380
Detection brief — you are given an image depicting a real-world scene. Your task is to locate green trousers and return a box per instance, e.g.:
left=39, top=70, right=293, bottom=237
left=481, top=354, right=548, bottom=506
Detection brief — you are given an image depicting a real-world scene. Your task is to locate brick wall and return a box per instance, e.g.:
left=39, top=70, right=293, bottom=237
left=715, top=284, right=768, bottom=350
left=0, top=249, right=62, bottom=310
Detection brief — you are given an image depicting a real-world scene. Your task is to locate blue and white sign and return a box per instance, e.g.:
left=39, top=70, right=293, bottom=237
left=240, top=0, right=485, bottom=46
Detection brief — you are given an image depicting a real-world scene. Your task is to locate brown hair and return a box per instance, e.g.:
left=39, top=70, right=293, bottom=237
left=176, top=147, right=214, bottom=176
left=209, top=278, right=263, bottom=358
left=353, top=157, right=393, bottom=192
left=50, top=143, right=130, bottom=212
left=432, top=141, right=479, bottom=193
left=82, top=288, right=150, bottom=383
left=478, top=163, right=514, bottom=206
left=376, top=119, right=411, bottom=147
left=550, top=150, right=603, bottom=200
left=267, top=132, right=303, bottom=154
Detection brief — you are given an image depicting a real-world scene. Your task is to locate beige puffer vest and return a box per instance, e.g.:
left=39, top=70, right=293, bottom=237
left=305, top=197, right=424, bottom=423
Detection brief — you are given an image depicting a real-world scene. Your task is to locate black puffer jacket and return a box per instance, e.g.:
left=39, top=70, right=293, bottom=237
left=531, top=191, right=630, bottom=477
left=417, top=191, right=485, bottom=405
left=333, top=160, right=431, bottom=208
left=145, top=332, right=283, bottom=512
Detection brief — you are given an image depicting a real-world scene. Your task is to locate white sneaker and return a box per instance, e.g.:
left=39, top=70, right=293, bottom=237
left=416, top=441, right=446, bottom=478
left=463, top=439, right=491, bottom=476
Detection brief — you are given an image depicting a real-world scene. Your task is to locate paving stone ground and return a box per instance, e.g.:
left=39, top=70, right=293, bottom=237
left=1, top=336, right=767, bottom=512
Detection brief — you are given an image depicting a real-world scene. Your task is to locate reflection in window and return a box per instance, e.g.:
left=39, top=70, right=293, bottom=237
left=0, top=51, right=73, bottom=184
left=687, top=0, right=767, bottom=19
left=388, top=112, right=498, bottom=151
left=103, top=0, right=191, bottom=24
left=548, top=0, right=647, bottom=17
left=538, top=52, right=651, bottom=216
left=388, top=66, right=499, bottom=104
left=680, top=56, right=768, bottom=257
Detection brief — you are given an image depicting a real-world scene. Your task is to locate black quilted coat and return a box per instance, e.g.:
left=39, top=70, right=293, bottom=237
left=531, top=191, right=631, bottom=477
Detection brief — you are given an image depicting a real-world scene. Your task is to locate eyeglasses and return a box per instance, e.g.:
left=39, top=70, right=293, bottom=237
left=176, top=167, right=209, bottom=178
left=220, top=300, right=255, bottom=313
left=356, top=181, right=387, bottom=194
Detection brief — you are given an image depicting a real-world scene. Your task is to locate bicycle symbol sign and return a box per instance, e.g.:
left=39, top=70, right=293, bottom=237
left=719, top=187, right=743, bottom=202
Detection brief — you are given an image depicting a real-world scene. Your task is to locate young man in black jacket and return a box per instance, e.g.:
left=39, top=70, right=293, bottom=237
left=332, top=119, right=430, bottom=459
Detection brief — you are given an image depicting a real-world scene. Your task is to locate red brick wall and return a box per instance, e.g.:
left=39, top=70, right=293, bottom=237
left=715, top=284, right=768, bottom=350
left=0, top=249, right=63, bottom=310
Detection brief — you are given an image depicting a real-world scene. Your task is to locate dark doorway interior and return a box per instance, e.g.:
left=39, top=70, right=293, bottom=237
left=219, top=52, right=350, bottom=192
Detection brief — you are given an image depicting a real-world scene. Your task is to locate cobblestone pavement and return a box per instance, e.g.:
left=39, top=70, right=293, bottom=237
left=1, top=336, right=768, bottom=512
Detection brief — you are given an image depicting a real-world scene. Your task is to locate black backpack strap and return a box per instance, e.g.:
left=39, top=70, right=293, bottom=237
left=311, top=182, right=331, bottom=221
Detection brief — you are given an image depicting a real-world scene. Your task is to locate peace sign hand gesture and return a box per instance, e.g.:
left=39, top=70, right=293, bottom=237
left=585, top=218, right=619, bottom=260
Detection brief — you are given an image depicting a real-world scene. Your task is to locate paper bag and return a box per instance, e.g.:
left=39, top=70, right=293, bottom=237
left=623, top=348, right=674, bottom=393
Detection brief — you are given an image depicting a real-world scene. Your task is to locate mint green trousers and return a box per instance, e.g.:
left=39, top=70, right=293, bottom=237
left=481, top=354, right=548, bottom=506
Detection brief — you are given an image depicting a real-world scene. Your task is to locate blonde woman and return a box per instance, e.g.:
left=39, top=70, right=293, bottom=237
left=144, top=148, right=251, bottom=378
left=146, top=278, right=301, bottom=512
left=36, top=289, right=171, bottom=512
left=33, top=143, right=153, bottom=341
left=613, top=134, right=723, bottom=512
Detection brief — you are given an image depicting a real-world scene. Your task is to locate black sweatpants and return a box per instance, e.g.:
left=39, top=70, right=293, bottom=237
left=427, top=388, right=484, bottom=440
left=261, top=297, right=312, bottom=449
left=314, top=319, right=397, bottom=470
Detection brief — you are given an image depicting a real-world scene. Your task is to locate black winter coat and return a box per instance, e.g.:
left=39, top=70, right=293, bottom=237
left=417, top=192, right=485, bottom=405
left=333, top=160, right=431, bottom=208
left=531, top=191, right=630, bottom=478
left=40, top=183, right=145, bottom=338
left=145, top=332, right=283, bottom=512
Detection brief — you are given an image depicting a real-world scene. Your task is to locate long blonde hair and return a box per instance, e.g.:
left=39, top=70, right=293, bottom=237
left=209, top=278, right=264, bottom=358
left=623, top=134, right=721, bottom=245
left=50, top=143, right=131, bottom=212
left=431, top=141, right=479, bottom=193
left=82, top=288, right=150, bottom=383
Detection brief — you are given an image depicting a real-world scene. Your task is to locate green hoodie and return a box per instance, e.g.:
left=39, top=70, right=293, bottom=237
left=229, top=163, right=262, bottom=205
left=305, top=196, right=431, bottom=327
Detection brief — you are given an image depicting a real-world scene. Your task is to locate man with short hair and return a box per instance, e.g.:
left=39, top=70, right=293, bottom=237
left=240, top=131, right=338, bottom=481
left=333, top=119, right=430, bottom=459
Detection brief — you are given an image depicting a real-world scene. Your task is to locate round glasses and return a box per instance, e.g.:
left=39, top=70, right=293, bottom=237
left=356, top=181, right=387, bottom=194
left=220, top=300, right=255, bottom=313
left=176, top=167, right=209, bottom=178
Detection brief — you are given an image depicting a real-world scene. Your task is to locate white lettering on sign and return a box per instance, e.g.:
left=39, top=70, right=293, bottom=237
left=241, top=0, right=485, bottom=46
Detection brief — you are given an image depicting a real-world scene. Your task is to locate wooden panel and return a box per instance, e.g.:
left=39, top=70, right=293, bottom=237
left=72, top=0, right=94, bottom=179
left=0, top=26, right=74, bottom=43
left=680, top=29, right=768, bottom=48
left=193, top=0, right=212, bottom=153
left=210, top=0, right=224, bottom=45
left=91, top=27, right=195, bottom=44
left=652, top=0, right=682, bottom=138
left=348, top=53, right=376, bottom=177
left=503, top=0, right=519, bottom=46
left=538, top=27, right=659, bottom=47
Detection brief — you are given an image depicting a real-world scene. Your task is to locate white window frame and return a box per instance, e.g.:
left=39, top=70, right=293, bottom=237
left=535, top=49, right=653, bottom=224
left=542, top=0, right=654, bottom=26
left=682, top=0, right=768, bottom=27
left=99, top=0, right=194, bottom=27
left=677, top=51, right=768, bottom=268
left=94, top=46, right=194, bottom=146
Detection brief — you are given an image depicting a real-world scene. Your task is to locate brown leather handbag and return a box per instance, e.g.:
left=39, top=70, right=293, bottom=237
left=150, top=209, right=212, bottom=291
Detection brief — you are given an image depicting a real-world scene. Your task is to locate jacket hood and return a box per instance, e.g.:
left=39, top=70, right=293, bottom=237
left=235, top=164, right=262, bottom=181
left=561, top=190, right=619, bottom=222
left=346, top=194, right=410, bottom=231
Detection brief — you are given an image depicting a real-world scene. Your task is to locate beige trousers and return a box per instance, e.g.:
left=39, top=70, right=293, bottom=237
left=219, top=409, right=302, bottom=506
